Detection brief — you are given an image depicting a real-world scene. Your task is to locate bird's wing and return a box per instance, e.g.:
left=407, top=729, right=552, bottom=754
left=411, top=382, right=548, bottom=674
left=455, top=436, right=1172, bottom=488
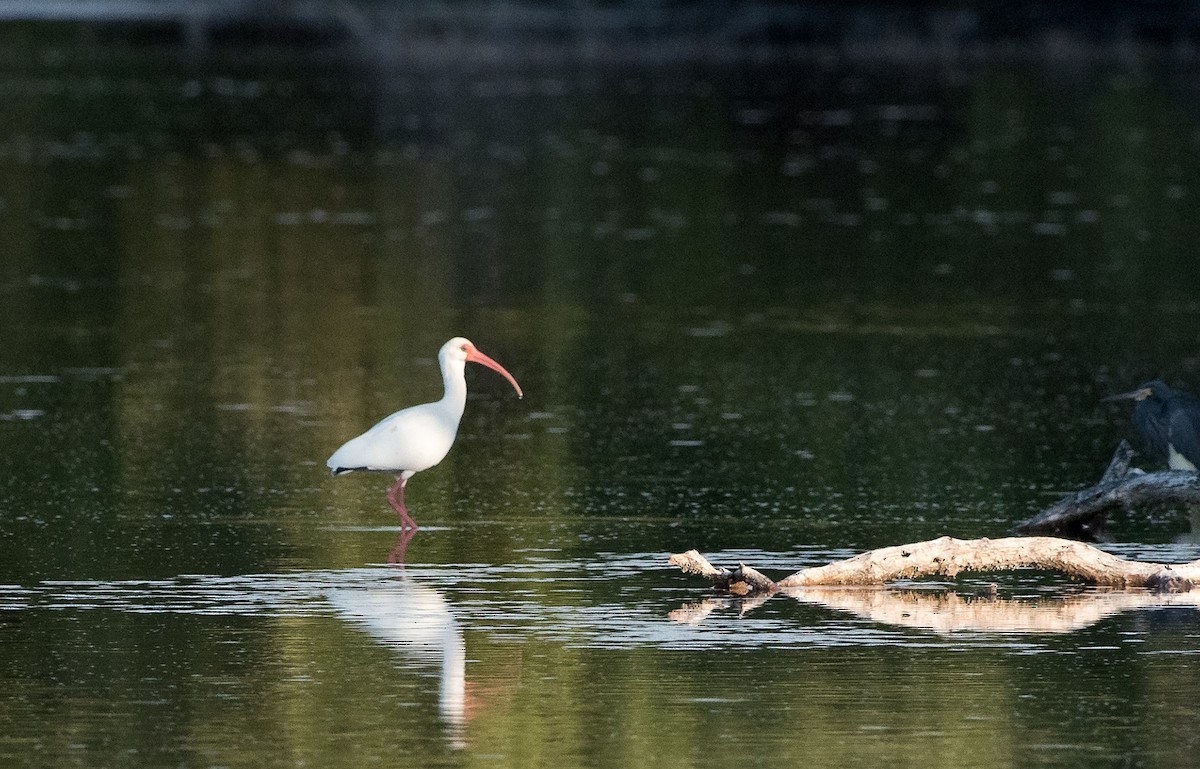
left=1134, top=399, right=1171, bottom=462
left=329, top=403, right=459, bottom=473
left=1167, top=393, right=1200, bottom=470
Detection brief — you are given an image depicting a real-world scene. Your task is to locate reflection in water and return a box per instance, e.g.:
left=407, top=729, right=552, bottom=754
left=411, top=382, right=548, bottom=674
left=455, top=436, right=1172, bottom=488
left=327, top=577, right=468, bottom=749
left=8, top=553, right=1200, bottom=768
left=784, top=587, right=1200, bottom=634
left=668, top=593, right=774, bottom=624
left=387, top=527, right=418, bottom=565
left=6, top=562, right=1200, bottom=769
left=1178, top=505, right=1200, bottom=545
left=672, top=586, right=1200, bottom=635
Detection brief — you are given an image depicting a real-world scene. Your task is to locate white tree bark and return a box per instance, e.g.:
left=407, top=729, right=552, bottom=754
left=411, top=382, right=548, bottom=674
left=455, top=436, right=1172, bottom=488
left=670, top=535, right=1200, bottom=593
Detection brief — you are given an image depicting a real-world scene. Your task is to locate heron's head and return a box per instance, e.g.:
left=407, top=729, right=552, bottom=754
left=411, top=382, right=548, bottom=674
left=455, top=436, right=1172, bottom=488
left=1103, top=380, right=1171, bottom=404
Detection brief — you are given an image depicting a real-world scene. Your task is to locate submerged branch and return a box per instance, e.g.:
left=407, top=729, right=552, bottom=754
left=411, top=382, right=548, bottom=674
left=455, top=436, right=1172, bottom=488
left=670, top=535, right=1200, bottom=593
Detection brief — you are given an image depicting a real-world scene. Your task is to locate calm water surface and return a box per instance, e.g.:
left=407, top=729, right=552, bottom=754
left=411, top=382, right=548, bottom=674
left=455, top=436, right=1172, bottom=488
left=3, top=22, right=1200, bottom=769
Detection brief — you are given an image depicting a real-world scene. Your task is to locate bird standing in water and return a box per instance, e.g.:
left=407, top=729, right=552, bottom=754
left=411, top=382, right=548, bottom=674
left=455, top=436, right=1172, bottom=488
left=327, top=337, right=523, bottom=530
left=1105, top=380, right=1200, bottom=471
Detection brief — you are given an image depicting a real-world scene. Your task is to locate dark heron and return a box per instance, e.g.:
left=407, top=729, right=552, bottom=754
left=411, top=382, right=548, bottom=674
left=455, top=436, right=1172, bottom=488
left=1105, top=380, right=1200, bottom=471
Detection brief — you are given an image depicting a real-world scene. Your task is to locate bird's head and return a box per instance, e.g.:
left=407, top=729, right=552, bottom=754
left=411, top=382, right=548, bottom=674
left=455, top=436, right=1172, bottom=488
left=1103, top=380, right=1171, bottom=404
left=440, top=337, right=523, bottom=398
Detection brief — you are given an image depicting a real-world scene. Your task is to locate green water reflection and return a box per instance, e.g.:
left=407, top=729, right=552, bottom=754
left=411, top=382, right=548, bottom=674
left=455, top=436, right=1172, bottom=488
left=2, top=21, right=1200, bottom=769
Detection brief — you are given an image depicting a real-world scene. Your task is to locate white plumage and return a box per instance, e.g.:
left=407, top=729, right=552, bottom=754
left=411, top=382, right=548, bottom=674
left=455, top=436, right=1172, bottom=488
left=328, top=400, right=463, bottom=478
left=327, top=337, right=523, bottom=529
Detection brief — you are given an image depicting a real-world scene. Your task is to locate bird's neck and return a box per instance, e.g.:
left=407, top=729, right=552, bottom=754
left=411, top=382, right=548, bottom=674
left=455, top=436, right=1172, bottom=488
left=439, top=363, right=468, bottom=417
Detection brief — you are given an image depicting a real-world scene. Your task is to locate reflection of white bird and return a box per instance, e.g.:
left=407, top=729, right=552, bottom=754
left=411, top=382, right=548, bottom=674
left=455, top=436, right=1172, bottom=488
left=327, top=337, right=523, bottom=530
left=327, top=579, right=467, bottom=749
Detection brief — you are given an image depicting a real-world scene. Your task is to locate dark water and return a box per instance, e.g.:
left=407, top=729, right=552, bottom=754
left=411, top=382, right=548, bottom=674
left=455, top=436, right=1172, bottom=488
left=3, top=19, right=1200, bottom=769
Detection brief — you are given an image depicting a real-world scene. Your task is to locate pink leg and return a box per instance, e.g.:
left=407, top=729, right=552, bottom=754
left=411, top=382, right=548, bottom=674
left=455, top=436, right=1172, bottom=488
left=386, top=475, right=420, bottom=530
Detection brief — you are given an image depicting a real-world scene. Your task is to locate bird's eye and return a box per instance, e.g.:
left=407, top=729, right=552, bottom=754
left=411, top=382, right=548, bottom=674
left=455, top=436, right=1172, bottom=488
left=460, top=344, right=469, bottom=352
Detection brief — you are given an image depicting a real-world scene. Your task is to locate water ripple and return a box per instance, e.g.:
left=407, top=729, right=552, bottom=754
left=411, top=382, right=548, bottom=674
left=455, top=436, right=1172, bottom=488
left=5, top=547, right=1199, bottom=653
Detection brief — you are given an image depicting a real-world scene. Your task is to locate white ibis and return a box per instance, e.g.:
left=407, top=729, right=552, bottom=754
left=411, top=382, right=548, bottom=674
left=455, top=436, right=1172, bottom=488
left=327, top=337, right=523, bottom=530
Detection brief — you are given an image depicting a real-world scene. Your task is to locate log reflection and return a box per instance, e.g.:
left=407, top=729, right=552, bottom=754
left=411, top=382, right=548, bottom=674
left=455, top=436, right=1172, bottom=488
left=670, top=587, right=1200, bottom=635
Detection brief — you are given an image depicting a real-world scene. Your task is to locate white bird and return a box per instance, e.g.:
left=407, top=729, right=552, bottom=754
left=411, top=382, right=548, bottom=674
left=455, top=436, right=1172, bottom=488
left=327, top=337, right=523, bottom=530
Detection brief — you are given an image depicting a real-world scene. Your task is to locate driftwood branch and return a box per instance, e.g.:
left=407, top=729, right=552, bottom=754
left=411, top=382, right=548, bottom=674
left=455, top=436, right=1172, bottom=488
left=1011, top=440, right=1200, bottom=538
left=670, top=535, right=1200, bottom=593
left=667, top=551, right=777, bottom=595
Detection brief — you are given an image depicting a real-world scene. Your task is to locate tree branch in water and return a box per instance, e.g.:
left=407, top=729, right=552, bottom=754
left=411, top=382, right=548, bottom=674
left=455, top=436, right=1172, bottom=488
left=670, top=535, right=1200, bottom=593
left=1010, top=440, right=1200, bottom=539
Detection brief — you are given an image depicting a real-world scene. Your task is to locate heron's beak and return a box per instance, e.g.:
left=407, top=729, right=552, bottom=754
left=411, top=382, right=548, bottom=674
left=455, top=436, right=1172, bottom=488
left=1103, top=386, right=1152, bottom=403
left=465, top=346, right=524, bottom=399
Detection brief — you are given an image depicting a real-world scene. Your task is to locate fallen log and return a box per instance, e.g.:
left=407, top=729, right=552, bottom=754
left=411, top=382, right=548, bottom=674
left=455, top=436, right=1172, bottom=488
left=670, top=535, right=1200, bottom=593
left=1010, top=440, right=1200, bottom=538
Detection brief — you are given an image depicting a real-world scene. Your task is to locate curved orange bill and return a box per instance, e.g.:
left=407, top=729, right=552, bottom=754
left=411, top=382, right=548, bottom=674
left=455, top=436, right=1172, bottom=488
left=466, top=347, right=524, bottom=399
